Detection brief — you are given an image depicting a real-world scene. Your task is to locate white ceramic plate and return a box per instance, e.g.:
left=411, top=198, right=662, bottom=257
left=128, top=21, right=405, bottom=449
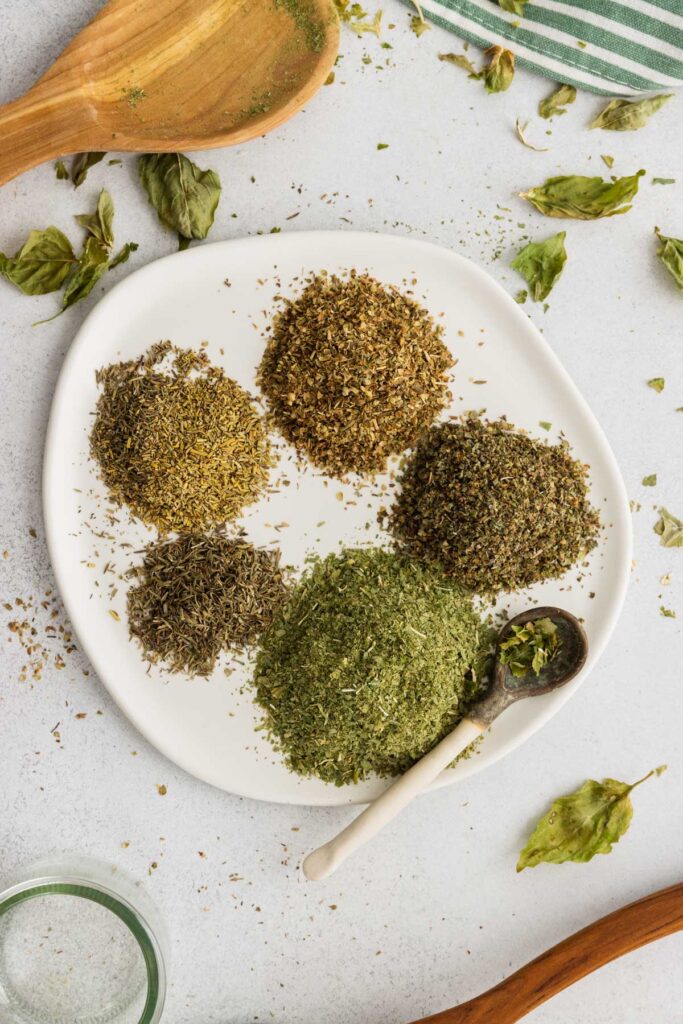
left=43, top=232, right=631, bottom=806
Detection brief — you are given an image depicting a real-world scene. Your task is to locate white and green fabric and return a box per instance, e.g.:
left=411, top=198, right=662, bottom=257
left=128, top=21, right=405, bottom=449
left=410, top=0, right=683, bottom=94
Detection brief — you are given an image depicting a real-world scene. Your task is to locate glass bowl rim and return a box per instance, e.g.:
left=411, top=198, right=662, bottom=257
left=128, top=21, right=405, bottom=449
left=0, top=874, right=166, bottom=1024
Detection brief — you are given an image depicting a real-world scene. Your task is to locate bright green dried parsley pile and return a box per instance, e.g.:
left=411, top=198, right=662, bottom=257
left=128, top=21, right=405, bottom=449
left=257, top=271, right=453, bottom=477
left=253, top=547, right=493, bottom=786
left=388, top=417, right=600, bottom=594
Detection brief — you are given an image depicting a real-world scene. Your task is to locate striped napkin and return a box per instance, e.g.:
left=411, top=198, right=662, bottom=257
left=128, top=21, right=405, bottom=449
left=409, top=0, right=683, bottom=94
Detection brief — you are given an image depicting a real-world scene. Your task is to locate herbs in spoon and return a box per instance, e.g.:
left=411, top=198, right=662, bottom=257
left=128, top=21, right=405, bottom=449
left=499, top=617, right=562, bottom=677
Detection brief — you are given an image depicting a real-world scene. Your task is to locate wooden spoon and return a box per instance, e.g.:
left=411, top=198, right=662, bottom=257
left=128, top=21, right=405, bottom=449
left=409, top=881, right=683, bottom=1023
left=303, top=607, right=588, bottom=882
left=0, top=0, right=339, bottom=186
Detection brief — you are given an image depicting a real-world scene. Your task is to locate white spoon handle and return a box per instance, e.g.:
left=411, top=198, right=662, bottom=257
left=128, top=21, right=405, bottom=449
left=302, top=718, right=484, bottom=881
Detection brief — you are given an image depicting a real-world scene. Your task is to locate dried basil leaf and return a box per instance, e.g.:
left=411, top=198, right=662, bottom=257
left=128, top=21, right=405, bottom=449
left=655, top=228, right=683, bottom=291
left=520, top=170, right=645, bottom=219
left=138, top=153, right=221, bottom=247
left=483, top=46, right=514, bottom=93
left=76, top=189, right=114, bottom=249
left=538, top=84, right=576, bottom=119
left=71, top=151, right=106, bottom=188
left=654, top=507, right=683, bottom=547
left=515, top=118, right=549, bottom=152
left=497, top=0, right=527, bottom=13
left=438, top=52, right=480, bottom=77
left=511, top=231, right=567, bottom=301
left=590, top=93, right=673, bottom=132
left=517, top=767, right=666, bottom=871
left=109, top=241, right=139, bottom=269
left=0, top=227, right=76, bottom=295
left=37, top=237, right=110, bottom=322
left=647, top=377, right=665, bottom=392
left=54, top=160, right=69, bottom=180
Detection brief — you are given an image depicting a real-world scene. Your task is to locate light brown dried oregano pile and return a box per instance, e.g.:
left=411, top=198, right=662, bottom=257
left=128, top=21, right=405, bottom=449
left=257, top=271, right=453, bottom=476
left=90, top=342, right=271, bottom=532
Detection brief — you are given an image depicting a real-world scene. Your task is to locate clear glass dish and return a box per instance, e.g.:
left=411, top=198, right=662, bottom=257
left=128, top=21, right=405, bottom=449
left=0, top=856, right=167, bottom=1024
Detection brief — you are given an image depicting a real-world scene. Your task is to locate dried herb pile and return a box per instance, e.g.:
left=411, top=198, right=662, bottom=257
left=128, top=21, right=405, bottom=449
left=127, top=533, right=289, bottom=676
left=91, top=342, right=271, bottom=532
left=389, top=417, right=600, bottom=593
left=253, top=547, right=492, bottom=785
left=257, top=271, right=453, bottom=476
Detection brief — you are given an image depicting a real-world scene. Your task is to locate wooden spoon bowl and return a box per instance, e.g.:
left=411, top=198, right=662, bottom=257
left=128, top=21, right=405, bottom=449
left=0, top=0, right=339, bottom=185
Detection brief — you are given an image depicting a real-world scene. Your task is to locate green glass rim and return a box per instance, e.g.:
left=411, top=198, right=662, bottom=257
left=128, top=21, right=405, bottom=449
left=0, top=877, right=165, bottom=1024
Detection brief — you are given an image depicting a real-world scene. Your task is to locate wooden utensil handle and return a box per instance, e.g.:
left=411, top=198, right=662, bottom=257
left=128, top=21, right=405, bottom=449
left=0, top=84, right=95, bottom=186
left=411, top=881, right=683, bottom=1024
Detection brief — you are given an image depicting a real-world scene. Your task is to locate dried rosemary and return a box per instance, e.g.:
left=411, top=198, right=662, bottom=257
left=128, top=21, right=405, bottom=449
left=127, top=533, right=289, bottom=676
left=90, top=342, right=271, bottom=532
left=388, top=417, right=600, bottom=593
left=257, top=271, right=453, bottom=476
left=253, top=547, right=493, bottom=785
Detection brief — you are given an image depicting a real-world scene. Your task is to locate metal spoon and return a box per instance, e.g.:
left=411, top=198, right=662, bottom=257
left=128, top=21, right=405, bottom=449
left=303, top=606, right=588, bottom=882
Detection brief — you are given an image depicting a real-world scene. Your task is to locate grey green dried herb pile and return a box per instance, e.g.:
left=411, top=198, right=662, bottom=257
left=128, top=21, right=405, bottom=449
left=253, top=547, right=492, bottom=785
left=388, top=417, right=600, bottom=593
left=91, top=341, right=271, bottom=532
left=127, top=533, right=289, bottom=676
left=257, top=271, right=453, bottom=476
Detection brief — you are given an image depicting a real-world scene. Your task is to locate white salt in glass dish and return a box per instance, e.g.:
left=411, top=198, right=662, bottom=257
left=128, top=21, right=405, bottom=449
left=0, top=857, right=166, bottom=1024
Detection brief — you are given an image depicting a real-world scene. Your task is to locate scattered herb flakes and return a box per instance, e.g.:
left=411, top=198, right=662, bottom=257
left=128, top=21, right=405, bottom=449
left=500, top=617, right=561, bottom=677
left=54, top=160, right=69, bottom=180
left=258, top=271, right=452, bottom=476
left=71, top=152, right=106, bottom=188
left=483, top=46, right=515, bottom=94
left=647, top=377, right=665, bottom=393
left=539, top=420, right=552, bottom=431
left=660, top=605, right=676, bottom=618
left=376, top=142, right=389, bottom=150
left=655, top=229, right=683, bottom=291
left=538, top=84, right=576, bottom=119
left=438, top=52, right=480, bottom=77
left=253, top=547, right=492, bottom=785
left=517, top=767, right=666, bottom=870
left=91, top=342, right=271, bottom=532
left=409, top=13, right=429, bottom=35
left=138, top=153, right=221, bottom=249
left=654, top=507, right=683, bottom=548
left=124, top=86, right=147, bottom=108
left=514, top=289, right=528, bottom=304
left=157, top=784, right=167, bottom=795
left=642, top=474, right=657, bottom=487
left=515, top=118, right=549, bottom=152
left=652, top=178, right=675, bottom=185
left=511, top=231, right=567, bottom=302
left=389, top=417, right=600, bottom=594
left=520, top=170, right=645, bottom=220
left=497, top=0, right=527, bottom=14
left=0, top=228, right=76, bottom=295
left=601, top=154, right=615, bottom=169
left=324, top=71, right=335, bottom=84
left=334, top=0, right=381, bottom=35
left=590, top=94, right=673, bottom=132
left=128, top=533, right=289, bottom=676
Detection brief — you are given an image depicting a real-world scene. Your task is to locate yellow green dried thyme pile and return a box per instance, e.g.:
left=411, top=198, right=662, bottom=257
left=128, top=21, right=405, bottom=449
left=257, top=271, right=453, bottom=476
left=388, top=417, right=600, bottom=593
left=253, top=547, right=493, bottom=785
left=127, top=533, right=290, bottom=676
left=90, top=342, right=271, bottom=532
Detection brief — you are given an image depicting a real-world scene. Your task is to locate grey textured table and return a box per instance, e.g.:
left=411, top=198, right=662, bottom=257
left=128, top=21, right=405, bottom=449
left=1, top=3, right=682, bottom=1022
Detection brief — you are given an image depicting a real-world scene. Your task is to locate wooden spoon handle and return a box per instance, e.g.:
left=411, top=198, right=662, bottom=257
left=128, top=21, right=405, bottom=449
left=410, top=881, right=683, bottom=1024
left=0, top=84, right=96, bottom=186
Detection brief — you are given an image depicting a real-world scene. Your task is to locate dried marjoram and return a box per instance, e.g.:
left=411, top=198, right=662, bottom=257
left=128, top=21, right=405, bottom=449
left=257, top=271, right=453, bottom=476
left=253, top=547, right=492, bottom=785
left=90, top=342, right=271, bottom=532
left=127, top=533, right=289, bottom=676
left=389, top=417, right=600, bottom=593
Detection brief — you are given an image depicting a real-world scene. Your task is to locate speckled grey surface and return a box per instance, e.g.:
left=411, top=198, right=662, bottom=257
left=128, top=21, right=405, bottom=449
left=1, top=3, right=682, bottom=1022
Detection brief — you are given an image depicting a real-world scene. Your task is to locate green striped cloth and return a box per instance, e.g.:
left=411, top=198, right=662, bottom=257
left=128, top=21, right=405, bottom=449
left=410, top=0, right=683, bottom=94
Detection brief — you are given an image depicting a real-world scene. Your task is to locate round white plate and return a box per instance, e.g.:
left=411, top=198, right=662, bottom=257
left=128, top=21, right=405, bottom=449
left=44, top=231, right=631, bottom=806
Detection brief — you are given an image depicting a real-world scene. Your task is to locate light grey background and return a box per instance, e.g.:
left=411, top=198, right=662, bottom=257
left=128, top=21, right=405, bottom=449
left=1, top=3, right=682, bottom=1022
